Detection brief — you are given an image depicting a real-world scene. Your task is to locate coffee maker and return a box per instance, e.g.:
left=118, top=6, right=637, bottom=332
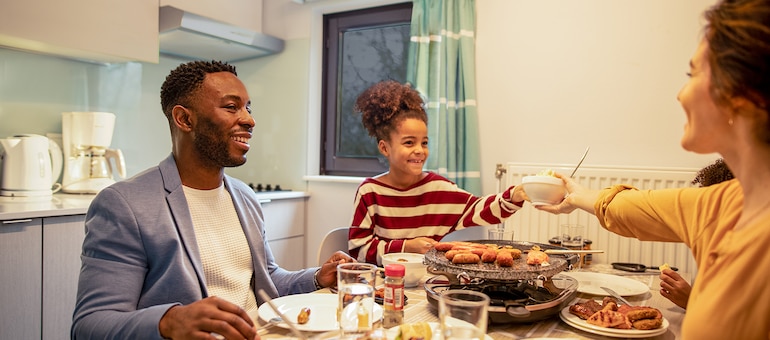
left=61, top=112, right=126, bottom=194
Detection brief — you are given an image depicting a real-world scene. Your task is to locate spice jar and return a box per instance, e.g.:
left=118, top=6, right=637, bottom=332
left=382, top=264, right=405, bottom=328
left=582, top=239, right=593, bottom=266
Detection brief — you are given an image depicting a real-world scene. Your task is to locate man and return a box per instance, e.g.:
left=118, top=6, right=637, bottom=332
left=71, top=60, right=352, bottom=340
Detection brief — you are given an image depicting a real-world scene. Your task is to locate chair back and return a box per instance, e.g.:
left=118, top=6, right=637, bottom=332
left=317, top=227, right=350, bottom=266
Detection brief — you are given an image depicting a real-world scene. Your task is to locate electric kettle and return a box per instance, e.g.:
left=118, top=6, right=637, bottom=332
left=0, top=134, right=63, bottom=197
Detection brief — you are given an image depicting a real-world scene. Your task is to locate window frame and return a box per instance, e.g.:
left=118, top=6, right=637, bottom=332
left=320, top=2, right=413, bottom=177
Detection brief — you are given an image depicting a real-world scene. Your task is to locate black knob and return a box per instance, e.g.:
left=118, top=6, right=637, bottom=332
left=256, top=184, right=263, bottom=192
left=274, top=185, right=282, bottom=191
left=265, top=184, right=272, bottom=191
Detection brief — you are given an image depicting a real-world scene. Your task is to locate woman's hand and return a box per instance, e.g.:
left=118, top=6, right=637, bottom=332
left=534, top=173, right=598, bottom=215
left=660, top=269, right=691, bottom=309
left=403, top=237, right=438, bottom=254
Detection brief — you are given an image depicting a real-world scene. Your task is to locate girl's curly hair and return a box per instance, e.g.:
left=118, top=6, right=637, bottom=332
left=354, top=80, right=427, bottom=141
left=692, top=158, right=734, bottom=186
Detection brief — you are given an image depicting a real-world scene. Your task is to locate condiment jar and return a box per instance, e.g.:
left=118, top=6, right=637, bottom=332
left=382, top=264, right=405, bottom=328
left=582, top=239, right=593, bottom=266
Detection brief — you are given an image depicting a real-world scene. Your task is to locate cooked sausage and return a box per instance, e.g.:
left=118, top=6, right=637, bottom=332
left=632, top=317, right=663, bottom=330
left=297, top=307, right=311, bottom=324
left=480, top=249, right=497, bottom=263
left=451, top=253, right=481, bottom=264
left=445, top=249, right=468, bottom=260
left=496, top=251, right=514, bottom=267
left=626, top=308, right=660, bottom=322
left=434, top=242, right=456, bottom=252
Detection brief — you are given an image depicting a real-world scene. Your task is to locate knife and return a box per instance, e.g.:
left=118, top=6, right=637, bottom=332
left=601, top=286, right=632, bottom=306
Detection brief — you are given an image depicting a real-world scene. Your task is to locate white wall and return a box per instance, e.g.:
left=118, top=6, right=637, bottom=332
left=261, top=0, right=722, bottom=266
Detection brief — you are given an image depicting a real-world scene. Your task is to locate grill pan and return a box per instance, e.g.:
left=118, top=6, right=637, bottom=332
left=424, top=240, right=577, bottom=281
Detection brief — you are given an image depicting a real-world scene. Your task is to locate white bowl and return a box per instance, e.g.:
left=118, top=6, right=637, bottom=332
left=521, top=175, right=567, bottom=206
left=381, top=253, right=427, bottom=288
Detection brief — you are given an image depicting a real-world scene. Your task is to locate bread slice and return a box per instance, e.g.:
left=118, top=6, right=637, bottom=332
left=396, top=322, right=433, bottom=340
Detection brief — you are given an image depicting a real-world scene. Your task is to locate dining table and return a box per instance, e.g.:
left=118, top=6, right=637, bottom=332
left=255, top=263, right=690, bottom=339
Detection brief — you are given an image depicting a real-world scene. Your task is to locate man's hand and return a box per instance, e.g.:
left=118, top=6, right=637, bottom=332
left=317, top=251, right=356, bottom=288
left=158, top=296, right=258, bottom=340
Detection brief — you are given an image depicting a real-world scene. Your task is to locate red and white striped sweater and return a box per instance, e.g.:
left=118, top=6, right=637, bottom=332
left=348, top=172, right=523, bottom=265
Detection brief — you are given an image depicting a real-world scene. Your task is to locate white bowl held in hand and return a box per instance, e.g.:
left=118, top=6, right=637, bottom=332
left=521, top=175, right=567, bottom=206
left=381, top=252, right=427, bottom=288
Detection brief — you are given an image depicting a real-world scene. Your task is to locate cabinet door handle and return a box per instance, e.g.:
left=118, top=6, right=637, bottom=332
left=259, top=199, right=272, bottom=204
left=2, top=219, right=33, bottom=224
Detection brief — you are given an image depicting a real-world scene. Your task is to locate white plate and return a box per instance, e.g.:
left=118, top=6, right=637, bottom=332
left=385, top=322, right=493, bottom=340
left=561, top=272, right=649, bottom=296
left=257, top=293, right=382, bottom=332
left=559, top=306, right=668, bottom=338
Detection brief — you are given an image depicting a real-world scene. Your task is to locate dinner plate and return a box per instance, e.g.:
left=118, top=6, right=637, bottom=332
left=559, top=306, right=668, bottom=338
left=257, top=293, right=383, bottom=332
left=385, top=322, right=494, bottom=340
left=561, top=272, right=649, bottom=296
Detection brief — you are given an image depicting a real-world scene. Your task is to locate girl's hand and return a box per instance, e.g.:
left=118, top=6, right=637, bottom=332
left=403, top=237, right=438, bottom=254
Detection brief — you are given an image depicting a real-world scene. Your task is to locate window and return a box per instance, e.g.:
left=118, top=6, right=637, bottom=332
left=321, top=2, right=412, bottom=177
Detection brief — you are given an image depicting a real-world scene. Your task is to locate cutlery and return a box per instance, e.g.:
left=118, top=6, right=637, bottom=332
left=543, top=249, right=604, bottom=255
left=601, top=286, right=632, bottom=306
left=612, top=262, right=679, bottom=272
left=256, top=317, right=283, bottom=335
left=257, top=289, right=308, bottom=340
left=569, top=146, right=590, bottom=178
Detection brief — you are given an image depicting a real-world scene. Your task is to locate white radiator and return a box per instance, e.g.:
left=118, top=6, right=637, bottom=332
left=500, top=163, right=700, bottom=274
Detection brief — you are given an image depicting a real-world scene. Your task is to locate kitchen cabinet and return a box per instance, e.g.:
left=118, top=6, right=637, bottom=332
left=42, top=215, right=86, bottom=340
left=260, top=196, right=307, bottom=270
left=0, top=214, right=85, bottom=340
left=0, top=218, right=42, bottom=340
left=0, top=0, right=158, bottom=63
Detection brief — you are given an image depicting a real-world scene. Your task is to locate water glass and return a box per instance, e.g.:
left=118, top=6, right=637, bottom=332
left=561, top=224, right=585, bottom=270
left=337, top=263, right=378, bottom=338
left=488, top=228, right=514, bottom=242
left=439, top=289, right=489, bottom=340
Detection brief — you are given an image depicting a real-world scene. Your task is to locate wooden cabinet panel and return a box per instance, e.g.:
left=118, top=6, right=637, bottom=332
left=0, top=218, right=43, bottom=340
left=42, top=215, right=86, bottom=340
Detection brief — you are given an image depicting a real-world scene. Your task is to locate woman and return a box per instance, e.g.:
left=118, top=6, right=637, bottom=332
left=348, top=80, right=528, bottom=265
left=537, top=0, right=770, bottom=338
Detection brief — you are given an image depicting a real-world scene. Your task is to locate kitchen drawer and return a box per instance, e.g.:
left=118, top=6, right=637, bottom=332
left=261, top=198, right=305, bottom=241
left=268, top=236, right=305, bottom=271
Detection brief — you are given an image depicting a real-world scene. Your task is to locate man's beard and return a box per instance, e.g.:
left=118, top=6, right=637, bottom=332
left=193, top=116, right=246, bottom=168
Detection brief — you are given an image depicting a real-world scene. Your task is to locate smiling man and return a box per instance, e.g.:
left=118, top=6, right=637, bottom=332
left=71, top=61, right=353, bottom=340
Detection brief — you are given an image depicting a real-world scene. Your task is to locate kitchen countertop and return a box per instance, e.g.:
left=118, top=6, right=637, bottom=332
left=0, top=190, right=309, bottom=221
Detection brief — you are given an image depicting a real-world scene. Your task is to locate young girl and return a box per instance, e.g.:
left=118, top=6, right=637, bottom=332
left=348, top=80, right=528, bottom=265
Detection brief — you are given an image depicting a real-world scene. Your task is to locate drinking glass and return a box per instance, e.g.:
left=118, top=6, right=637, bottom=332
left=561, top=224, right=585, bottom=270
left=488, top=228, right=514, bottom=242
left=439, top=289, right=489, bottom=340
left=337, top=263, right=378, bottom=338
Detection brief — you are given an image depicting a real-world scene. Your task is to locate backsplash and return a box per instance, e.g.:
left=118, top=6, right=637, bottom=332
left=0, top=43, right=310, bottom=192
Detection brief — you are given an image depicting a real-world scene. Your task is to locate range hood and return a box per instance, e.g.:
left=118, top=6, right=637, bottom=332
left=159, top=6, right=285, bottom=62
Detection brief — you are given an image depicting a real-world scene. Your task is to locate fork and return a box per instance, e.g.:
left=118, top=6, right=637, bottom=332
left=257, top=317, right=284, bottom=335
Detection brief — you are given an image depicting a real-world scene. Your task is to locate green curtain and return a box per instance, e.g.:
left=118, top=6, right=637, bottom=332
left=407, top=0, right=481, bottom=195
